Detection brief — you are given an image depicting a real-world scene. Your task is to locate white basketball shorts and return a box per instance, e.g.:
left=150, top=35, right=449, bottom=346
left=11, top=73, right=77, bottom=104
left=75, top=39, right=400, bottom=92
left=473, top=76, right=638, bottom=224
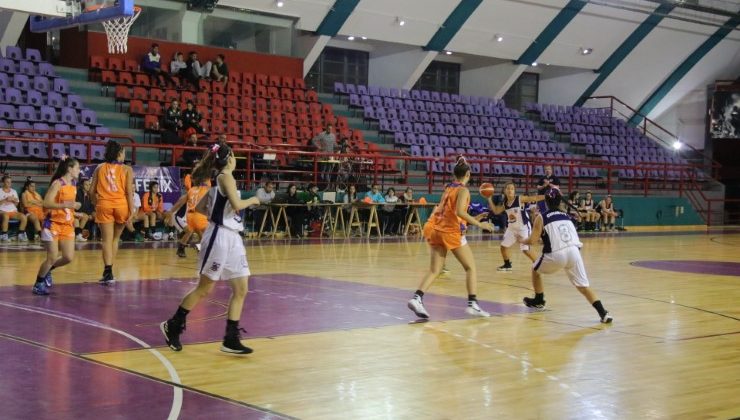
left=198, top=224, right=250, bottom=281
left=501, top=224, right=531, bottom=251
left=533, top=246, right=589, bottom=287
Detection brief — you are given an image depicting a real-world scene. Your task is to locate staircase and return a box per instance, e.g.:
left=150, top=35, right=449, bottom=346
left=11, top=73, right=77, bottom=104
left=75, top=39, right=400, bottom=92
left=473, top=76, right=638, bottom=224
left=54, top=66, right=161, bottom=165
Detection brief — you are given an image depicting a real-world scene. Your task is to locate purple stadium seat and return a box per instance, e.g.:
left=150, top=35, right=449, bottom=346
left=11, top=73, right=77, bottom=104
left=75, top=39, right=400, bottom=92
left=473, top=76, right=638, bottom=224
left=394, top=132, right=405, bottom=145
left=6, top=46, right=22, bottom=60
left=5, top=141, right=27, bottom=157
left=81, top=109, right=98, bottom=125
left=379, top=87, right=389, bottom=97
left=378, top=119, right=390, bottom=132
left=12, top=74, right=30, bottom=90
left=70, top=144, right=88, bottom=160
left=47, top=91, right=64, bottom=108
left=360, top=95, right=371, bottom=107
left=0, top=58, right=14, bottom=73
left=18, top=105, right=37, bottom=121
left=348, top=94, right=360, bottom=108
left=74, top=124, right=93, bottom=140
left=94, top=126, right=110, bottom=141
left=68, top=95, right=84, bottom=109
left=38, top=62, right=55, bottom=77
left=371, top=96, right=382, bottom=108
left=53, top=78, right=70, bottom=94
left=26, top=90, right=43, bottom=107
left=51, top=143, right=66, bottom=159
left=344, top=84, right=356, bottom=95
left=40, top=106, right=57, bottom=122
left=0, top=104, right=17, bottom=119
left=28, top=142, right=49, bottom=159
left=356, top=85, right=367, bottom=96
left=12, top=121, right=32, bottom=136
left=19, top=61, right=35, bottom=76
left=25, top=48, right=42, bottom=62
left=334, top=82, right=345, bottom=94
left=61, top=107, right=78, bottom=124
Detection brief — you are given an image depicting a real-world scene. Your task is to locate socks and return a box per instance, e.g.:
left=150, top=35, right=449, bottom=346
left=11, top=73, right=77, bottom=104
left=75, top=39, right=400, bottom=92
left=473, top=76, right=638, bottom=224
left=504, top=259, right=511, bottom=266
left=535, top=292, right=544, bottom=302
left=225, top=319, right=239, bottom=334
left=173, top=306, right=190, bottom=324
left=592, top=300, right=607, bottom=318
left=468, top=294, right=477, bottom=303
left=414, top=290, right=424, bottom=299
left=35, top=276, right=45, bottom=285
left=103, top=265, right=112, bottom=275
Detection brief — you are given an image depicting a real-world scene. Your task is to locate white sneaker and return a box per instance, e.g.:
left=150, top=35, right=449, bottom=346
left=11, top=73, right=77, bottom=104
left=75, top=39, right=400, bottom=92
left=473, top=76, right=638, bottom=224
left=407, top=296, right=429, bottom=319
left=18, top=233, right=28, bottom=242
left=1, top=234, right=9, bottom=242
left=600, top=312, right=613, bottom=324
left=195, top=243, right=201, bottom=251
left=168, top=232, right=175, bottom=240
left=76, top=233, right=88, bottom=242
left=465, top=301, right=491, bottom=317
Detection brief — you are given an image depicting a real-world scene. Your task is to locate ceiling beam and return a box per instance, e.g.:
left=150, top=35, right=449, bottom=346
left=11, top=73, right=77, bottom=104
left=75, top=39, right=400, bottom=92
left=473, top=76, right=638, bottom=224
left=424, top=0, right=483, bottom=52
left=314, top=0, right=360, bottom=37
left=515, top=0, right=587, bottom=66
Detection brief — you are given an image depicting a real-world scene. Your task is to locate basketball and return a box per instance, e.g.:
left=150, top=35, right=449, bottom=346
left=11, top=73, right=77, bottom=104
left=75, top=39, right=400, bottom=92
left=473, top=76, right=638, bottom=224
left=479, top=183, right=495, bottom=198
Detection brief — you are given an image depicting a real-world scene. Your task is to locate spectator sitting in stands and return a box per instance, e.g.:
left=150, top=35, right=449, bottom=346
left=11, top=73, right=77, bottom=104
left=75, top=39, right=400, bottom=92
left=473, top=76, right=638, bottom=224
left=598, top=195, right=618, bottom=232
left=177, top=131, right=203, bottom=168
left=75, top=178, right=95, bottom=241
left=161, top=100, right=183, bottom=144
left=365, top=183, right=386, bottom=203
left=254, top=180, right=275, bottom=234
left=401, top=187, right=414, bottom=203
left=211, top=54, right=229, bottom=87
left=20, top=178, right=43, bottom=241
left=185, top=51, right=212, bottom=90
left=567, top=191, right=583, bottom=230
left=141, top=43, right=177, bottom=88
left=342, top=184, right=361, bottom=236
left=140, top=181, right=165, bottom=240
left=285, top=184, right=307, bottom=237
left=125, top=191, right=147, bottom=242
left=305, top=183, right=323, bottom=224
left=381, top=187, right=401, bottom=235
left=169, top=52, right=187, bottom=85
left=181, top=100, right=203, bottom=134
left=0, top=175, right=29, bottom=242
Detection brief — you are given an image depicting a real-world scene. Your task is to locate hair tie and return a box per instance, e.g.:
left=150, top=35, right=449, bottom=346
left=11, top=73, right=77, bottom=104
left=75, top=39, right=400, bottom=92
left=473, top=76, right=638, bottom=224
left=456, top=155, right=467, bottom=165
left=60, top=154, right=68, bottom=162
left=211, top=144, right=220, bottom=154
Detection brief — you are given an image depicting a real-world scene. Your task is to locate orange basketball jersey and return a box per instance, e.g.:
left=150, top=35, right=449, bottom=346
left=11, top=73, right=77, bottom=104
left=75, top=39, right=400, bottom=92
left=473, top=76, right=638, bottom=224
left=47, top=179, right=77, bottom=225
left=95, top=162, right=128, bottom=207
left=186, top=185, right=209, bottom=212
left=428, top=183, right=468, bottom=234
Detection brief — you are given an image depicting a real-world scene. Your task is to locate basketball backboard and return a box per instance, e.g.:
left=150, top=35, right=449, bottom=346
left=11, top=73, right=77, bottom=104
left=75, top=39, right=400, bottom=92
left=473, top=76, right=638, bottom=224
left=30, top=0, right=134, bottom=33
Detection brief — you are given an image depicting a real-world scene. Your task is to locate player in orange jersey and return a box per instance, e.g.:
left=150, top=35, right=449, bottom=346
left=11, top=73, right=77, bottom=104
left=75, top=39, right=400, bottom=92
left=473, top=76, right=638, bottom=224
left=407, top=156, right=495, bottom=319
left=32, top=157, right=82, bottom=295
left=90, top=141, right=134, bottom=285
left=166, top=174, right=210, bottom=258
left=20, top=178, right=44, bottom=239
left=140, top=181, right=165, bottom=240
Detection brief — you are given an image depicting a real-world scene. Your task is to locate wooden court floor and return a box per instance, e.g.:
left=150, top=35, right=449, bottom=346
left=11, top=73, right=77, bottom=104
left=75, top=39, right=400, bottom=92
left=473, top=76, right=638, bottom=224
left=0, top=230, right=739, bottom=419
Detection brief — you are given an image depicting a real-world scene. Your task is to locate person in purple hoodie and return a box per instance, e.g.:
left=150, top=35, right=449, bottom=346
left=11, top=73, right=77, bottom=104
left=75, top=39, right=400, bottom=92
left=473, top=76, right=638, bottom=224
left=141, top=43, right=177, bottom=88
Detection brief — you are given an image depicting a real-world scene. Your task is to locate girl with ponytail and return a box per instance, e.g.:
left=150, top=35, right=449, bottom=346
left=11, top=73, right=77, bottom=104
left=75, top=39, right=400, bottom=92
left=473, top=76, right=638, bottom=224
left=32, top=156, right=82, bottom=295
left=140, top=180, right=164, bottom=240
left=21, top=177, right=44, bottom=239
left=161, top=144, right=262, bottom=354
left=406, top=155, right=496, bottom=319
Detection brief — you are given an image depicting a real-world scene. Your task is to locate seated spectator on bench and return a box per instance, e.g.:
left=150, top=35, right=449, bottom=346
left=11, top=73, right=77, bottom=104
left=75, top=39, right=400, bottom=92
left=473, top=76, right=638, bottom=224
left=75, top=178, right=95, bottom=242
left=20, top=178, right=43, bottom=240
left=285, top=184, right=307, bottom=237
left=141, top=43, right=177, bottom=88
left=161, top=100, right=183, bottom=144
left=598, top=195, right=618, bottom=232
left=140, top=181, right=165, bottom=240
left=254, top=180, right=275, bottom=233
left=365, top=184, right=385, bottom=203
left=182, top=100, right=203, bottom=135
left=177, top=131, right=203, bottom=168
left=211, top=54, right=228, bottom=87
left=185, top=51, right=212, bottom=90
left=125, top=191, right=146, bottom=241
left=0, top=175, right=29, bottom=242
left=169, top=52, right=187, bottom=84
left=381, top=187, right=402, bottom=235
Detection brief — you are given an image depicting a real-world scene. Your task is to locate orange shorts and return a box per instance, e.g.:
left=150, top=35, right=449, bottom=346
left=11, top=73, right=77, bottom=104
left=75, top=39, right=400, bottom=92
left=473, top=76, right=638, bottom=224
left=96, top=206, right=129, bottom=224
left=26, top=207, right=45, bottom=221
left=1, top=211, right=18, bottom=218
left=423, top=223, right=467, bottom=250
left=187, top=212, right=208, bottom=234
left=41, top=222, right=74, bottom=241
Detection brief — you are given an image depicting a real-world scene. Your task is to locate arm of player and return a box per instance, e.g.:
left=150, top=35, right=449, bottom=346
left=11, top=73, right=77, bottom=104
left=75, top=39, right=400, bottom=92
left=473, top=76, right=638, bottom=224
left=456, top=188, right=494, bottom=232
left=523, top=214, right=543, bottom=246
left=164, top=194, right=188, bottom=224
left=89, top=166, right=99, bottom=205
left=125, top=166, right=136, bottom=221
left=219, top=173, right=261, bottom=211
left=485, top=196, right=505, bottom=214
left=520, top=194, right=545, bottom=204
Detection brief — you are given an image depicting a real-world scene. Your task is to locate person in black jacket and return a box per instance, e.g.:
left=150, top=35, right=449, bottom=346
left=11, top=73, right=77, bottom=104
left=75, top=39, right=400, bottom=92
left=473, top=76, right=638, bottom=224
left=181, top=100, right=203, bottom=134
left=161, top=100, right=183, bottom=144
left=285, top=184, right=307, bottom=237
left=75, top=178, right=95, bottom=241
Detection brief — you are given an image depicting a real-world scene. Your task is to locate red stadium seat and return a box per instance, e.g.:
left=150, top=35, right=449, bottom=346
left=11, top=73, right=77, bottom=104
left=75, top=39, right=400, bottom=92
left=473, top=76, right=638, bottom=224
left=228, top=72, right=240, bottom=85
left=134, top=73, right=150, bottom=87
left=150, top=88, right=165, bottom=102
left=271, top=124, right=284, bottom=137
left=305, top=90, right=318, bottom=102
left=255, top=123, right=269, bottom=137
left=147, top=101, right=162, bottom=116
left=295, top=102, right=308, bottom=115
left=107, top=57, right=123, bottom=71
left=240, top=96, right=253, bottom=109
left=211, top=119, right=225, bottom=133
left=164, top=89, right=179, bottom=102
left=132, top=86, right=148, bottom=100
left=280, top=100, right=294, bottom=113
left=144, top=115, right=159, bottom=130
left=212, top=107, right=224, bottom=120
left=294, top=78, right=305, bottom=89
left=270, top=113, right=283, bottom=125
left=293, top=89, right=305, bottom=102
left=242, top=72, right=255, bottom=85
left=124, top=59, right=138, bottom=72
left=212, top=94, right=225, bottom=108
left=256, top=110, right=269, bottom=124
left=101, top=71, right=117, bottom=84
left=267, top=86, right=279, bottom=99
left=285, top=125, right=298, bottom=139
left=226, top=120, right=240, bottom=135
left=281, top=76, right=294, bottom=88
left=129, top=99, right=145, bottom=115
left=241, top=84, right=253, bottom=97
left=90, top=55, right=106, bottom=70
left=255, top=85, right=267, bottom=98
left=243, top=122, right=255, bottom=137
left=118, top=72, right=134, bottom=85
left=280, top=88, right=293, bottom=100
left=227, top=82, right=239, bottom=95
left=268, top=75, right=280, bottom=87
left=241, top=109, right=254, bottom=122
left=255, top=74, right=268, bottom=86
left=284, top=113, right=297, bottom=126
left=180, top=91, right=194, bottom=104
left=255, top=98, right=267, bottom=112
left=227, top=108, right=240, bottom=121
left=114, top=85, right=130, bottom=100
left=212, top=81, right=225, bottom=94
left=198, top=79, right=211, bottom=93
left=225, top=94, right=238, bottom=109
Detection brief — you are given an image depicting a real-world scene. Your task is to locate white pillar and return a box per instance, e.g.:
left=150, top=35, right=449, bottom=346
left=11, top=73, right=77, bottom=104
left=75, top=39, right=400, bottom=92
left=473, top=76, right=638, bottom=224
left=300, top=34, right=330, bottom=77
left=180, top=10, right=201, bottom=44
left=0, top=11, right=30, bottom=52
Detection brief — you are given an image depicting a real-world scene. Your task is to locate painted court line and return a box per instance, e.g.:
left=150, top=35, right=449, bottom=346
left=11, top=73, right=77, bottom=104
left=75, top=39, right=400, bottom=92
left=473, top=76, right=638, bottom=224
left=0, top=300, right=183, bottom=420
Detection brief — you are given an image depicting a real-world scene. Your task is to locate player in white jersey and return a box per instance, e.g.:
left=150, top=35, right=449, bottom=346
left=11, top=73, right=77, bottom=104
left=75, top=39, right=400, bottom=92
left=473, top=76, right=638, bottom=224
left=485, top=181, right=544, bottom=271
left=160, top=144, right=261, bottom=354
left=522, top=187, right=613, bottom=323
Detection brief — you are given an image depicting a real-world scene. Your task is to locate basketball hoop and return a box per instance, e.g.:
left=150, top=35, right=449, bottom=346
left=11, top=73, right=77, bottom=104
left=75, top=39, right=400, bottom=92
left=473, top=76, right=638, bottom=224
left=101, top=6, right=142, bottom=54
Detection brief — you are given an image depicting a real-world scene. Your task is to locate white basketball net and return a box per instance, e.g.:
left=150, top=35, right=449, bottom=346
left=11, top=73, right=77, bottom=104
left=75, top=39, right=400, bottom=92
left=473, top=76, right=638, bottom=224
left=102, top=7, right=142, bottom=54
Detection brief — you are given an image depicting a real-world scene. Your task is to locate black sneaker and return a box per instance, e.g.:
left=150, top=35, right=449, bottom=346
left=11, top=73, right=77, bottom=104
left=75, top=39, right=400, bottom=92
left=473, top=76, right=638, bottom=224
left=523, top=296, right=546, bottom=309
left=497, top=263, right=512, bottom=272
left=160, top=319, right=185, bottom=351
left=176, top=246, right=186, bottom=258
left=99, top=270, right=115, bottom=286
left=221, top=327, right=253, bottom=354
left=600, top=311, right=613, bottom=324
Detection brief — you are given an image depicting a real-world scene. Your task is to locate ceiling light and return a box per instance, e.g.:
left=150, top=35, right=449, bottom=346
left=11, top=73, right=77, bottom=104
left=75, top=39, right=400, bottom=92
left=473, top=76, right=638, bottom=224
left=347, top=36, right=355, bottom=41
left=672, top=140, right=682, bottom=150
left=580, top=47, right=593, bottom=55
left=276, top=0, right=284, bottom=7
left=494, top=34, right=503, bottom=42
left=361, top=36, right=367, bottom=40
left=396, top=17, right=405, bottom=26
left=445, top=51, right=452, bottom=55
left=531, top=62, right=538, bottom=67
